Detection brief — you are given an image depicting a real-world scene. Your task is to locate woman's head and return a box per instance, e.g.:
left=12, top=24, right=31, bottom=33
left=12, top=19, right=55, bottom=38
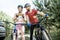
left=17, top=5, right=23, bottom=13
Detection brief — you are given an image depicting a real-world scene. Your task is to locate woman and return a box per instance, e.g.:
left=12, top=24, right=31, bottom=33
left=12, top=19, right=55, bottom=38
left=13, top=5, right=25, bottom=40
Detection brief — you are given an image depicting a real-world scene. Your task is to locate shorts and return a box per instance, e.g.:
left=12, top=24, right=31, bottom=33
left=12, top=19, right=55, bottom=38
left=16, top=22, right=25, bottom=32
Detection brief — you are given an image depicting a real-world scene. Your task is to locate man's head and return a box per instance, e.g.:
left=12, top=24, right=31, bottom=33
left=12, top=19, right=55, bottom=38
left=17, top=5, right=23, bottom=13
left=24, top=3, right=31, bottom=11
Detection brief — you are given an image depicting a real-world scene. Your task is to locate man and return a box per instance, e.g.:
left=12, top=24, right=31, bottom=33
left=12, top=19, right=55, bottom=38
left=13, top=5, right=25, bottom=40
left=24, top=3, right=48, bottom=40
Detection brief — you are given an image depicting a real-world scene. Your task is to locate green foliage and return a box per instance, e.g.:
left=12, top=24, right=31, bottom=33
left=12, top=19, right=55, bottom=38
left=0, top=11, right=13, bottom=36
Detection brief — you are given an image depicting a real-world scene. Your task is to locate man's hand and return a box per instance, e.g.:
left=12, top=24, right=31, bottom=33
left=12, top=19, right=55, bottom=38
left=37, top=11, right=45, bottom=16
left=45, top=14, right=49, bottom=18
left=37, top=11, right=49, bottom=18
left=27, top=23, right=31, bottom=27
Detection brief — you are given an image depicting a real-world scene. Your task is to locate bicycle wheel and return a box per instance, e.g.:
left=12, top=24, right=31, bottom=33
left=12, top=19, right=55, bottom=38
left=35, top=28, right=52, bottom=40
left=42, top=30, right=52, bottom=40
left=35, top=28, right=42, bottom=40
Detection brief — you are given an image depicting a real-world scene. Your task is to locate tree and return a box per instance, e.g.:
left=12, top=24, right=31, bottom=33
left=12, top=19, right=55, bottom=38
left=0, top=11, right=13, bottom=36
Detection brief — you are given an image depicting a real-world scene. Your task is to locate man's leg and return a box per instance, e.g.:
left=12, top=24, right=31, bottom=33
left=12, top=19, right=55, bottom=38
left=38, top=24, right=45, bottom=40
left=30, top=25, right=34, bottom=40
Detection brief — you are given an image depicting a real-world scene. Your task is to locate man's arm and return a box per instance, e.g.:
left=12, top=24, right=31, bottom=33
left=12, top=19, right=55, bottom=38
left=25, top=14, right=31, bottom=27
left=37, top=11, right=45, bottom=16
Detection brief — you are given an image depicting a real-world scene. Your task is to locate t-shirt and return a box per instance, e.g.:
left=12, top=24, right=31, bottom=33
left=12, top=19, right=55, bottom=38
left=26, top=9, right=39, bottom=24
left=16, top=13, right=24, bottom=22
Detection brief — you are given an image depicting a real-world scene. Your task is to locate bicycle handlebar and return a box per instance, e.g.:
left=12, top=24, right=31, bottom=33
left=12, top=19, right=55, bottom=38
left=14, top=23, right=27, bottom=25
left=1, top=17, right=48, bottom=25
left=38, top=17, right=48, bottom=24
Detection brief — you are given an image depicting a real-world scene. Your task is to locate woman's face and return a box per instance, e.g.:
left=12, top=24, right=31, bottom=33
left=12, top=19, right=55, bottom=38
left=18, top=7, right=23, bottom=12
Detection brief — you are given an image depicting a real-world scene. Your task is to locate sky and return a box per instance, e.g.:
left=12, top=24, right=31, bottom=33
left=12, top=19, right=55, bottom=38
left=0, top=0, right=35, bottom=17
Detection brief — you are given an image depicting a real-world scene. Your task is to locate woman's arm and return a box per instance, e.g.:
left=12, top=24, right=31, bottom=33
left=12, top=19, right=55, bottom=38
left=13, top=14, right=17, bottom=21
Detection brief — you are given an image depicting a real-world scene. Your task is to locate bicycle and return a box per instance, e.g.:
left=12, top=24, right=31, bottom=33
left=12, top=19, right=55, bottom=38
left=2, top=21, right=26, bottom=40
left=34, top=17, right=52, bottom=40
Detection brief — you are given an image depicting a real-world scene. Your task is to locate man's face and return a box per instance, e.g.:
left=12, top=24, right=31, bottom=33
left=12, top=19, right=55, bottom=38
left=26, top=6, right=30, bottom=10
left=18, top=7, right=22, bottom=12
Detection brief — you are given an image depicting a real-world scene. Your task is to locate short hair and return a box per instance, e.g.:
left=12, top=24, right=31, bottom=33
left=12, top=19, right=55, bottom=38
left=17, top=5, right=23, bottom=9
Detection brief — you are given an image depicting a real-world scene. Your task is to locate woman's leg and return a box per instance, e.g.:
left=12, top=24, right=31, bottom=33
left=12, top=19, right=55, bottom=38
left=13, top=26, right=17, bottom=40
left=16, top=24, right=21, bottom=40
left=21, top=26, right=25, bottom=40
left=13, top=30, right=16, bottom=40
left=17, top=29, right=20, bottom=40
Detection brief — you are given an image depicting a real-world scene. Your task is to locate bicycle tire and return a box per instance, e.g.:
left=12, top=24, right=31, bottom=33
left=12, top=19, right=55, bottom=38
left=43, top=30, right=52, bottom=40
left=35, top=28, right=42, bottom=40
left=35, top=28, right=52, bottom=40
left=42, top=30, right=52, bottom=40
